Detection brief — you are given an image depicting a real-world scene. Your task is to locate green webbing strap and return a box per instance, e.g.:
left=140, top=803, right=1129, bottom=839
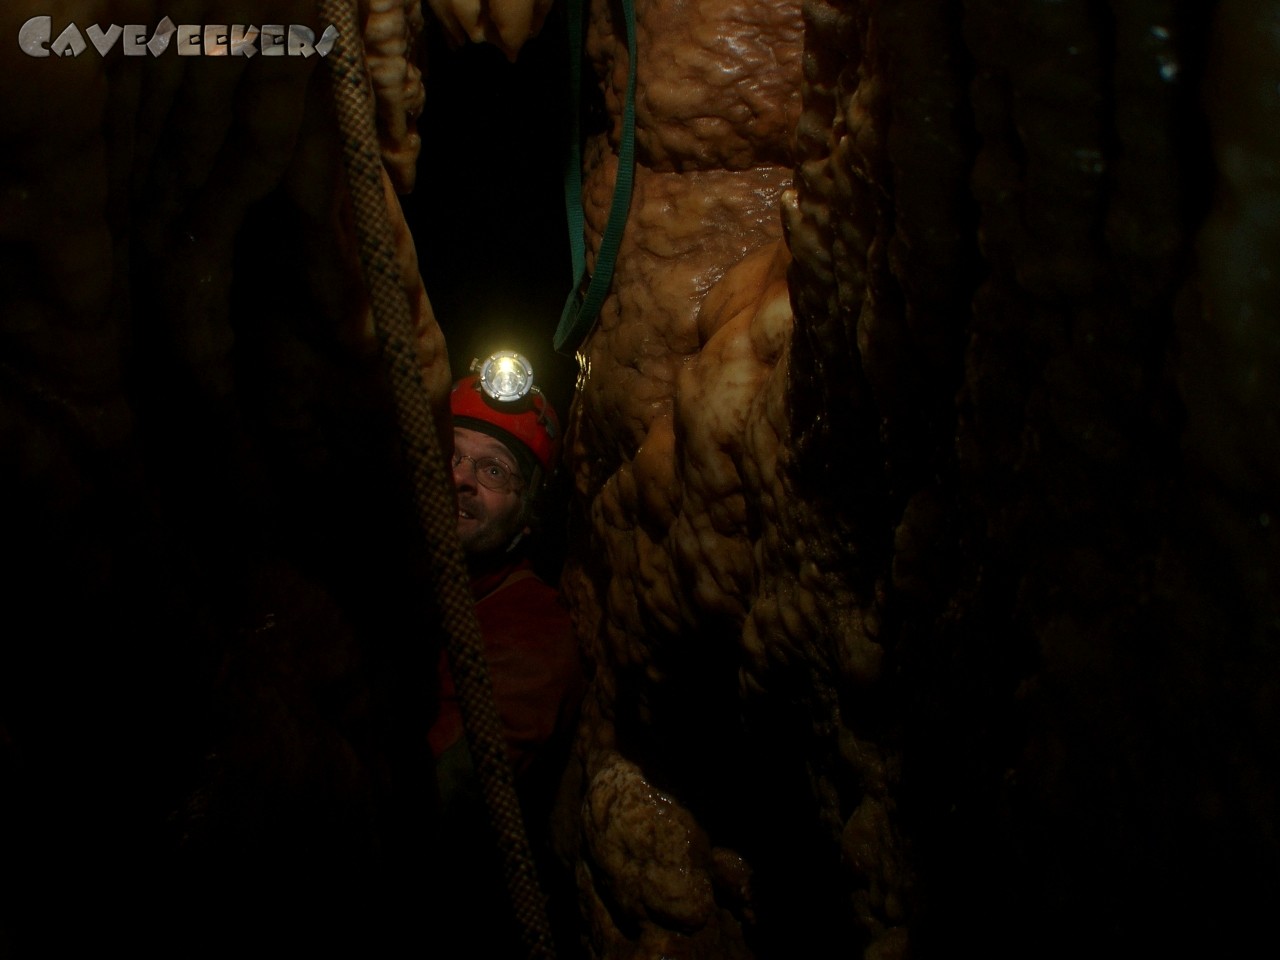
left=554, top=0, right=638, bottom=357
left=560, top=0, right=588, bottom=294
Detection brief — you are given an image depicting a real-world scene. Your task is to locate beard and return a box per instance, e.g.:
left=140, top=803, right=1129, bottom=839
left=457, top=493, right=523, bottom=557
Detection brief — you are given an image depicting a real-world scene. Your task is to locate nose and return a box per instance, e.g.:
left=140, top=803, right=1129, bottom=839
left=451, top=454, right=478, bottom=491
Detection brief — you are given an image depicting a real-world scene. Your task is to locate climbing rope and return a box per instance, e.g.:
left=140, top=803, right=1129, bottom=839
left=317, top=2, right=556, bottom=956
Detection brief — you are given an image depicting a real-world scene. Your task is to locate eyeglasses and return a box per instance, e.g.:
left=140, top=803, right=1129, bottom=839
left=451, top=452, right=522, bottom=493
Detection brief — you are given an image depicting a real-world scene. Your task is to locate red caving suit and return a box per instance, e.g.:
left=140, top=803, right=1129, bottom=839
left=427, top=557, right=583, bottom=782
left=426, top=557, right=584, bottom=953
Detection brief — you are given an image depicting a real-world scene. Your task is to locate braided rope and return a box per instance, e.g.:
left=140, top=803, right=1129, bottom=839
left=317, top=2, right=556, bottom=955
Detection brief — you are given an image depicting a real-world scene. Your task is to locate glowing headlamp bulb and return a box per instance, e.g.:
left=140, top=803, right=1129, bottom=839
left=475, top=351, right=534, bottom=402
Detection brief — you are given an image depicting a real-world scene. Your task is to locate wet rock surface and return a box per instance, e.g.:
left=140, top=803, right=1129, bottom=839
left=561, top=0, right=1280, bottom=956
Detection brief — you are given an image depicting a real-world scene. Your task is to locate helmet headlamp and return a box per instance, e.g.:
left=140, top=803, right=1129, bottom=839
left=473, top=351, right=534, bottom=403
left=452, top=350, right=560, bottom=483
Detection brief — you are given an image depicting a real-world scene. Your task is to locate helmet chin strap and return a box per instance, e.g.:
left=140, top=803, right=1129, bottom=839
left=505, top=492, right=538, bottom=555
left=506, top=465, right=542, bottom=555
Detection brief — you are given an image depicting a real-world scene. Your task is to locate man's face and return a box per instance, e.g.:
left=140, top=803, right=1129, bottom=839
left=452, top=426, right=529, bottom=557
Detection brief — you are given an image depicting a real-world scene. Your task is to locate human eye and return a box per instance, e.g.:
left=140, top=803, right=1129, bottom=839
left=479, top=458, right=510, bottom=482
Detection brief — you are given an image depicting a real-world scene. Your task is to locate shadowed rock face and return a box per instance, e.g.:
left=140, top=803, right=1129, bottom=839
left=0, top=0, right=446, bottom=948
left=2, top=0, right=1278, bottom=957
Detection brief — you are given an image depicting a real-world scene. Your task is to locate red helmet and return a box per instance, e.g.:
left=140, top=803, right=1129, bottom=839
left=449, top=367, right=561, bottom=484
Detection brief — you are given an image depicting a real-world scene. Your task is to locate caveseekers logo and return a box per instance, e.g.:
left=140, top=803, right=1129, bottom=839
left=18, top=16, right=338, bottom=58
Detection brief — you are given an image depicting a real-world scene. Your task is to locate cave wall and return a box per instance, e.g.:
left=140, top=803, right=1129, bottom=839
left=0, top=0, right=452, bottom=949
left=561, top=0, right=1280, bottom=956
left=1, top=0, right=1278, bottom=957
